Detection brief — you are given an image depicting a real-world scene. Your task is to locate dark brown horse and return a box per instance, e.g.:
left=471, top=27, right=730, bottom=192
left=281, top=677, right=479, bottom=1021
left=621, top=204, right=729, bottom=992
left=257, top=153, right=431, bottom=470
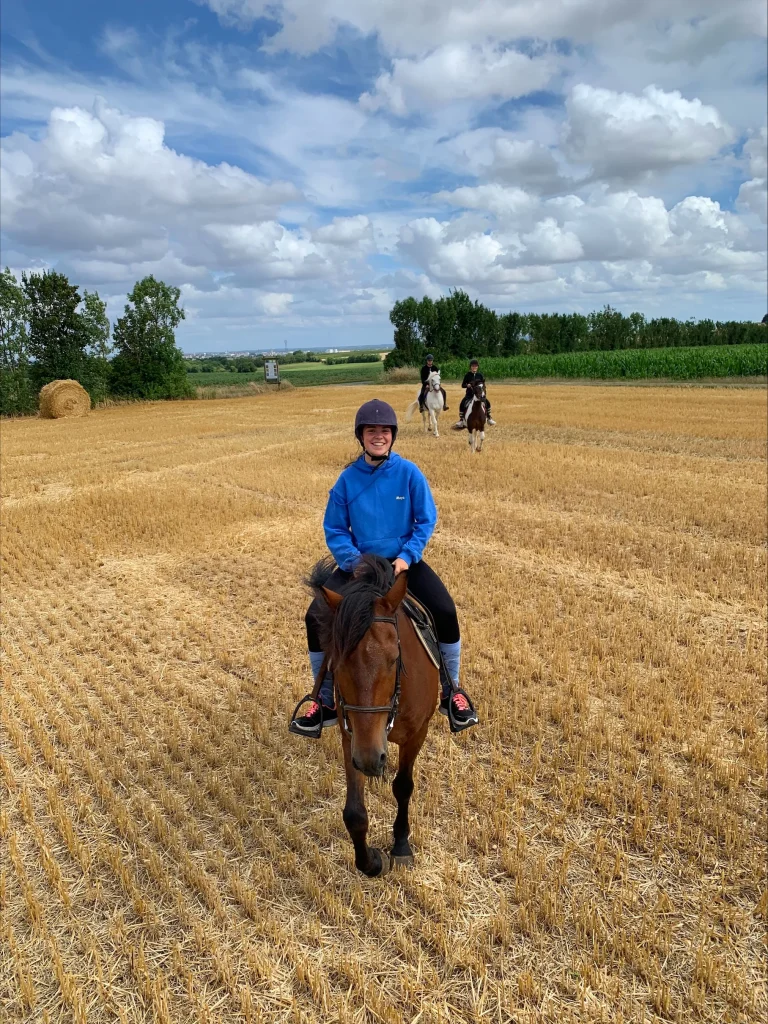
left=307, top=556, right=438, bottom=877
left=466, top=380, right=487, bottom=453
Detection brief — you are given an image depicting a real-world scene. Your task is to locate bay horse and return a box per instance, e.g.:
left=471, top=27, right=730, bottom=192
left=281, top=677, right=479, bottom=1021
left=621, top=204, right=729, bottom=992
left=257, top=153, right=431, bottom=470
left=465, top=380, right=487, bottom=453
left=306, top=555, right=438, bottom=877
left=405, top=370, right=444, bottom=437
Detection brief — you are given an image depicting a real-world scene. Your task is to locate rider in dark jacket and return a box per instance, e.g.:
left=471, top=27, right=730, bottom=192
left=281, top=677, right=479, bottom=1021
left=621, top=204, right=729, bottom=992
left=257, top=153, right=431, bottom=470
left=456, top=359, right=495, bottom=426
left=418, top=354, right=449, bottom=412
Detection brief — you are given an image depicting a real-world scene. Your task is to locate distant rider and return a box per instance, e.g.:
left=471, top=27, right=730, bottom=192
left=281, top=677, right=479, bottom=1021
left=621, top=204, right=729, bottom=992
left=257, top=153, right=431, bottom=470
left=289, top=399, right=478, bottom=737
left=419, top=354, right=449, bottom=413
left=455, top=359, right=495, bottom=428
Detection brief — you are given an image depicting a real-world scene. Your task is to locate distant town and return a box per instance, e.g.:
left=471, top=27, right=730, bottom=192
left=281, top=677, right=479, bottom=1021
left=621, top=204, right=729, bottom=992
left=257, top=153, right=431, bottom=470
left=185, top=342, right=394, bottom=358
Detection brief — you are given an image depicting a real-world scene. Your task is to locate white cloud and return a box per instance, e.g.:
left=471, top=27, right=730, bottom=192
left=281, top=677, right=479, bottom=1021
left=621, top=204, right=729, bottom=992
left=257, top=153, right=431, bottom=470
left=399, top=184, right=764, bottom=292
left=199, top=1, right=766, bottom=58
left=313, top=215, right=373, bottom=246
left=563, top=84, right=734, bottom=179
left=737, top=127, right=768, bottom=222
left=0, top=102, right=372, bottom=304
left=359, top=44, right=554, bottom=115
left=436, top=184, right=539, bottom=221
left=260, top=292, right=293, bottom=315
left=0, top=102, right=299, bottom=256
left=2, top=7, right=766, bottom=348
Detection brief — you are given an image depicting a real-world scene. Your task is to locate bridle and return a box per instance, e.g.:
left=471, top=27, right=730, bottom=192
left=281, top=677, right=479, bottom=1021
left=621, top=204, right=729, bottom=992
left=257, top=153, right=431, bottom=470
left=428, top=374, right=441, bottom=391
left=335, top=613, right=403, bottom=736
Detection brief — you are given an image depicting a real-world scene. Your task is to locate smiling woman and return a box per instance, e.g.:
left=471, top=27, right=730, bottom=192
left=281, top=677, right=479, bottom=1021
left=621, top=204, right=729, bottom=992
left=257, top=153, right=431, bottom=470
left=290, top=396, right=478, bottom=739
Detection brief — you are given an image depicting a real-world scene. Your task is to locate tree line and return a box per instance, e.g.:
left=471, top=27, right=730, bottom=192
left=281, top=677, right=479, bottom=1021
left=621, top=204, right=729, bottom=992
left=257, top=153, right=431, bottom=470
left=0, top=269, right=190, bottom=415
left=384, top=290, right=766, bottom=369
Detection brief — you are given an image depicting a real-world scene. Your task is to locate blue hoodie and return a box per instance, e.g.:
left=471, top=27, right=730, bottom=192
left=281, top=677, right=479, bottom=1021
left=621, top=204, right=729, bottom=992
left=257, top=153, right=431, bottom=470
left=324, top=453, right=437, bottom=571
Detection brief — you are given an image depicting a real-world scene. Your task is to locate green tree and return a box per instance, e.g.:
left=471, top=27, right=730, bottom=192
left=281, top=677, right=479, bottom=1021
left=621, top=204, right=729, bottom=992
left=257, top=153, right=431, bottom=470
left=0, top=268, right=35, bottom=415
left=80, top=290, right=111, bottom=403
left=22, top=270, right=86, bottom=389
left=385, top=296, right=423, bottom=368
left=587, top=305, right=634, bottom=351
left=499, top=312, right=527, bottom=355
left=110, top=276, right=193, bottom=400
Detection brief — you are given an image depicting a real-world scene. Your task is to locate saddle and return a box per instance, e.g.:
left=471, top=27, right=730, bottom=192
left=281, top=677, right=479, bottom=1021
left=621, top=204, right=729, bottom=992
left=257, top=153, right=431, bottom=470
left=402, top=592, right=454, bottom=694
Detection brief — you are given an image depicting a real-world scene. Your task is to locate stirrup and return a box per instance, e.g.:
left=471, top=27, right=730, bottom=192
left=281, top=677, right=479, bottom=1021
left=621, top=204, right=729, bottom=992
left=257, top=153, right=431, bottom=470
left=447, top=687, right=479, bottom=734
left=288, top=694, right=323, bottom=740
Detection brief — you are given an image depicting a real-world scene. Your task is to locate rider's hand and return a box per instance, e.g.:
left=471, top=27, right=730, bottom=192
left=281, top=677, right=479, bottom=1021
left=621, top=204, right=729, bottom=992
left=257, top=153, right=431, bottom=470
left=393, top=558, right=409, bottom=576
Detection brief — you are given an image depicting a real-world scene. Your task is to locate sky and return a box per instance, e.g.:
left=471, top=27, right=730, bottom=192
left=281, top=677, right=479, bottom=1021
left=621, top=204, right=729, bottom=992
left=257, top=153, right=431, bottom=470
left=1, top=1, right=766, bottom=353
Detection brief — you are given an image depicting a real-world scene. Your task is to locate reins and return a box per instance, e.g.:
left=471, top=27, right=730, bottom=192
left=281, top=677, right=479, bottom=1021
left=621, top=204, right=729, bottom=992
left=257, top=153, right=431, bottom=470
left=335, top=613, right=403, bottom=736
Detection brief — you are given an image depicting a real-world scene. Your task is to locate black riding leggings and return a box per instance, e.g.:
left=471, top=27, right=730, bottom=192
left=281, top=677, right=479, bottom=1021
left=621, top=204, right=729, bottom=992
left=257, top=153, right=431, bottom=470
left=305, top=559, right=460, bottom=651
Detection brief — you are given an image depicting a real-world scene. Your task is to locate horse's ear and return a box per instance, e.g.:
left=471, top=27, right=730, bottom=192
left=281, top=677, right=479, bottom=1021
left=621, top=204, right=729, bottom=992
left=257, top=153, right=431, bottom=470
left=383, top=570, right=408, bottom=613
left=321, top=587, right=343, bottom=611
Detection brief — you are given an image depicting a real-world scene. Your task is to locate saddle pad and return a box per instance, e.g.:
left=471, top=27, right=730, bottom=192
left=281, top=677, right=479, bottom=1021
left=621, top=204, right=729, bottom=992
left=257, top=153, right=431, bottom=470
left=403, top=593, right=453, bottom=692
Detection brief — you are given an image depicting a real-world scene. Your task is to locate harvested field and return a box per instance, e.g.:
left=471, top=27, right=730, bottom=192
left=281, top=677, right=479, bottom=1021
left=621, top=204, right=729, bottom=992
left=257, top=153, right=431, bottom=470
left=1, top=383, right=766, bottom=1024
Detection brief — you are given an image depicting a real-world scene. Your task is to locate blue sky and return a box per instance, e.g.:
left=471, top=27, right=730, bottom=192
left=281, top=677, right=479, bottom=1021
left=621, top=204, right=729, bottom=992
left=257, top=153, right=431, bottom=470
left=1, top=0, right=766, bottom=352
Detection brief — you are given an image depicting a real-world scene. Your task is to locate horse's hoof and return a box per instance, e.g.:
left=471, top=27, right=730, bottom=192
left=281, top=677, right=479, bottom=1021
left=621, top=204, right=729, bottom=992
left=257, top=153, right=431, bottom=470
left=374, top=849, right=392, bottom=877
left=391, top=853, right=414, bottom=869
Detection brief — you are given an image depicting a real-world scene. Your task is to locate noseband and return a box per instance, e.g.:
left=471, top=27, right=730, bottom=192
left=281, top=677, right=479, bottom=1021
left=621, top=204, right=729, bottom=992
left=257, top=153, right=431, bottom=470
left=335, top=614, right=403, bottom=736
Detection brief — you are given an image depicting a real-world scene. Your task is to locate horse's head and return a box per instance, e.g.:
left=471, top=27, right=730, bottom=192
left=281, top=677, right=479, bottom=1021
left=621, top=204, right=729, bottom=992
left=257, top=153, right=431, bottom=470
left=471, top=381, right=485, bottom=400
left=428, top=371, right=441, bottom=390
left=321, top=562, right=408, bottom=777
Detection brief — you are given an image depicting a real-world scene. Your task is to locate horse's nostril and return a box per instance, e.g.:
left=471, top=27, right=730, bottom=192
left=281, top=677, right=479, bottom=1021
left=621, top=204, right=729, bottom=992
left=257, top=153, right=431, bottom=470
left=379, top=752, right=386, bottom=765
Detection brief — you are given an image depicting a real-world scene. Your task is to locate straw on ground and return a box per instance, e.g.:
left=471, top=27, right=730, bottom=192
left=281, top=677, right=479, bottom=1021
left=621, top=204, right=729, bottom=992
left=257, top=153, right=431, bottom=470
left=1, top=383, right=766, bottom=1024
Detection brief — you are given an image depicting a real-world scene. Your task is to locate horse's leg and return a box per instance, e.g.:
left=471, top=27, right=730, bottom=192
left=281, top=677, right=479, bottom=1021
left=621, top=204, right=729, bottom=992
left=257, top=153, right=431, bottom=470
left=341, top=729, right=391, bottom=878
left=422, top=408, right=429, bottom=433
left=391, top=723, right=429, bottom=867
left=478, top=428, right=484, bottom=451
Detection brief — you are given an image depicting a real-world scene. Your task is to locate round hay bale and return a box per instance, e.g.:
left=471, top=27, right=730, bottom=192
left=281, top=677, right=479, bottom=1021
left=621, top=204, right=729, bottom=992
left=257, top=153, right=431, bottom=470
left=38, top=380, right=91, bottom=419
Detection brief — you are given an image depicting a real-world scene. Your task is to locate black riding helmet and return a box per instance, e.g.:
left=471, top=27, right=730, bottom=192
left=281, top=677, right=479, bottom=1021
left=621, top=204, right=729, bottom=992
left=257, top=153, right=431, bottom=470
left=425, top=353, right=434, bottom=361
left=354, top=399, right=398, bottom=461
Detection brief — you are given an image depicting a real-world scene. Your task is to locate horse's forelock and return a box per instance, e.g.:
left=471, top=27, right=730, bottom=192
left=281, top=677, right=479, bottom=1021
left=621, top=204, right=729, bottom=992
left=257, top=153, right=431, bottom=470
left=330, top=555, right=393, bottom=664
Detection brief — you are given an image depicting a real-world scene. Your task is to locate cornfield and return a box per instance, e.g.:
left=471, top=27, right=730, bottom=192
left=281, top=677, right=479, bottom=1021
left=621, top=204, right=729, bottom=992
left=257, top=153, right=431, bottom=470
left=440, top=342, right=768, bottom=381
left=1, top=382, right=766, bottom=1024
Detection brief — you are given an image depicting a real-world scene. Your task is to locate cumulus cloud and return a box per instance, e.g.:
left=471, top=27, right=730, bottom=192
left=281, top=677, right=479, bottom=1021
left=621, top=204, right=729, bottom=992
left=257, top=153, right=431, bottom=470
left=198, top=0, right=765, bottom=57
left=398, top=184, right=764, bottom=291
left=359, top=44, right=553, bottom=115
left=0, top=102, right=299, bottom=254
left=3, top=5, right=766, bottom=346
left=563, top=84, right=734, bottom=179
left=312, top=215, right=373, bottom=246
left=260, top=292, right=293, bottom=315
left=737, top=128, right=767, bottom=222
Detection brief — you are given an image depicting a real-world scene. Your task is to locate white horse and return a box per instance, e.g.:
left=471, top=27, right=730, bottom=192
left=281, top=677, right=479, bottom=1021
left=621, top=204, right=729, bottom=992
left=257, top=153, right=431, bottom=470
left=405, top=370, right=444, bottom=437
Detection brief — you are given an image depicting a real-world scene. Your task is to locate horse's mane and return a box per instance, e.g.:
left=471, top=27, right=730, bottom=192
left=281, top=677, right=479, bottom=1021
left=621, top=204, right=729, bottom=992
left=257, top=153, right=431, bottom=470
left=306, top=554, right=395, bottom=664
